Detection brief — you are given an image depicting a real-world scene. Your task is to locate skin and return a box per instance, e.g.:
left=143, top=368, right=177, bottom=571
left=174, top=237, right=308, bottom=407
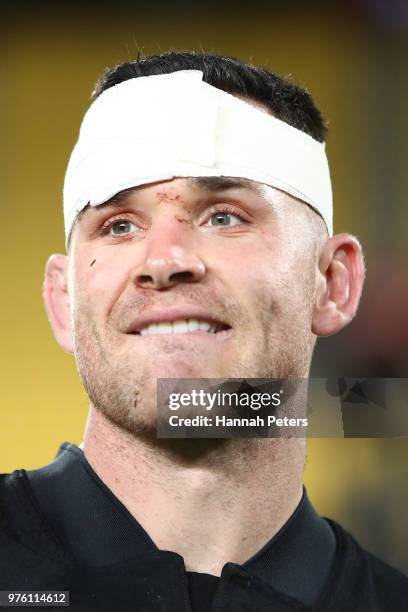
left=43, top=150, right=365, bottom=576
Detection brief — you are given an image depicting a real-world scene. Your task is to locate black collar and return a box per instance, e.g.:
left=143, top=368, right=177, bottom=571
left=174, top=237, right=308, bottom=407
left=27, top=442, right=335, bottom=606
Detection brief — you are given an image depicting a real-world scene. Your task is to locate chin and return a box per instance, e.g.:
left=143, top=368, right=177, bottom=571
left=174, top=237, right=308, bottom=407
left=147, top=361, right=212, bottom=380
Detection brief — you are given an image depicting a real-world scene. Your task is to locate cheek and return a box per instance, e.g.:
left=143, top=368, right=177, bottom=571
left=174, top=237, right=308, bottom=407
left=225, top=233, right=287, bottom=287
left=218, top=245, right=283, bottom=318
left=72, top=249, right=130, bottom=316
left=228, top=237, right=314, bottom=319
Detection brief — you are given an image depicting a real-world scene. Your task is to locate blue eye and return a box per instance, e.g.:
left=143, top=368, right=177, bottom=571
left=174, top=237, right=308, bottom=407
left=209, top=212, right=242, bottom=227
left=110, top=220, right=136, bottom=235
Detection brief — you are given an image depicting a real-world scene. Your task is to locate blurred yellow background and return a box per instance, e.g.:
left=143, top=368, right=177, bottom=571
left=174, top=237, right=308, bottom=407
left=1, top=1, right=407, bottom=574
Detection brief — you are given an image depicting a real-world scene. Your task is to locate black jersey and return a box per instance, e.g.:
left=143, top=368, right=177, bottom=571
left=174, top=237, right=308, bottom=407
left=0, top=444, right=407, bottom=611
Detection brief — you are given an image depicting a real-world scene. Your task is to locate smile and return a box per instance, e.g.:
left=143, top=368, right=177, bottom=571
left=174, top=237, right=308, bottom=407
left=126, top=308, right=232, bottom=338
left=138, top=319, right=227, bottom=336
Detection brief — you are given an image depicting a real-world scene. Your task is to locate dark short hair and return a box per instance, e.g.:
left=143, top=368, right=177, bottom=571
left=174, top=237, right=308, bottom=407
left=92, top=51, right=327, bottom=142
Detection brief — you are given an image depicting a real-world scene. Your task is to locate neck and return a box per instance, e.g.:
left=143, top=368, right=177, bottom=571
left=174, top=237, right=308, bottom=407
left=81, top=407, right=305, bottom=576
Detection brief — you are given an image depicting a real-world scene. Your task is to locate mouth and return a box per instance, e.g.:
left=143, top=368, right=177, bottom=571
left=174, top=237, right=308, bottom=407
left=128, top=318, right=231, bottom=337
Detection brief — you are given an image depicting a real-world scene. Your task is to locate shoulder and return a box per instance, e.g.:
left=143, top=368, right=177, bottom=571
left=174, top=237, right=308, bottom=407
left=325, top=518, right=408, bottom=610
left=0, top=470, right=67, bottom=587
left=364, top=546, right=408, bottom=603
left=0, top=470, right=31, bottom=531
left=0, top=469, right=42, bottom=529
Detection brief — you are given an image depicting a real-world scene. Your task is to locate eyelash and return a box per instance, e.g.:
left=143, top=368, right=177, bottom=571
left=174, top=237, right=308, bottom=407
left=99, top=204, right=249, bottom=237
left=203, top=204, right=248, bottom=229
left=99, top=214, right=144, bottom=236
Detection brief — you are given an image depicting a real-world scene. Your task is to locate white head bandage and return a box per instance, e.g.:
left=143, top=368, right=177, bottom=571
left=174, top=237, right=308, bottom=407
left=63, top=70, right=332, bottom=246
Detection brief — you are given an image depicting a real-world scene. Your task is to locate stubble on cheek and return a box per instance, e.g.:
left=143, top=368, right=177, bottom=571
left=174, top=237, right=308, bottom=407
left=241, top=259, right=316, bottom=380
left=72, top=304, right=154, bottom=436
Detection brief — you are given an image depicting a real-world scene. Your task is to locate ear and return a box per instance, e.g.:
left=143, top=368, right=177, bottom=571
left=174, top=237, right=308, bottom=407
left=43, top=254, right=74, bottom=354
left=312, top=233, right=365, bottom=337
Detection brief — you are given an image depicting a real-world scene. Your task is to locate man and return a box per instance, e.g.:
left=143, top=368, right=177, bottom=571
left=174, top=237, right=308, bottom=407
left=0, top=52, right=407, bottom=611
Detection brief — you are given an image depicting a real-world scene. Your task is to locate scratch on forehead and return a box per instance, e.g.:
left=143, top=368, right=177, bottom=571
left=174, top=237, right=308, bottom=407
left=155, top=186, right=185, bottom=204
left=155, top=177, right=261, bottom=199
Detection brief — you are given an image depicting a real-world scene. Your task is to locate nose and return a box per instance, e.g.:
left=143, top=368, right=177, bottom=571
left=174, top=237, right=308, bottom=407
left=133, top=214, right=206, bottom=289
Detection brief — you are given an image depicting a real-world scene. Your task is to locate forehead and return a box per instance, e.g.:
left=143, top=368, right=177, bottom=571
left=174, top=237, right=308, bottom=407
left=108, top=176, right=263, bottom=202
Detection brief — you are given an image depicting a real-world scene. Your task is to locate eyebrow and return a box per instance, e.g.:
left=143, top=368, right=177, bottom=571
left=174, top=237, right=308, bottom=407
left=73, top=187, right=138, bottom=225
left=190, top=176, right=263, bottom=195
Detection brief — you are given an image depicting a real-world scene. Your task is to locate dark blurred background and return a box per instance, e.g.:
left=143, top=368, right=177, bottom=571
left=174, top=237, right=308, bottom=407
left=1, top=0, right=407, bottom=574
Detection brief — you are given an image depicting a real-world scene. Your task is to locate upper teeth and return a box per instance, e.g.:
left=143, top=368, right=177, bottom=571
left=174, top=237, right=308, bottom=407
left=139, top=319, right=218, bottom=336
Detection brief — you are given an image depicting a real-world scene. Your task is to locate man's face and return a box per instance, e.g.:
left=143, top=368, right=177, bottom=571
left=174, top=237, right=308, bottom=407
left=67, top=177, right=321, bottom=437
